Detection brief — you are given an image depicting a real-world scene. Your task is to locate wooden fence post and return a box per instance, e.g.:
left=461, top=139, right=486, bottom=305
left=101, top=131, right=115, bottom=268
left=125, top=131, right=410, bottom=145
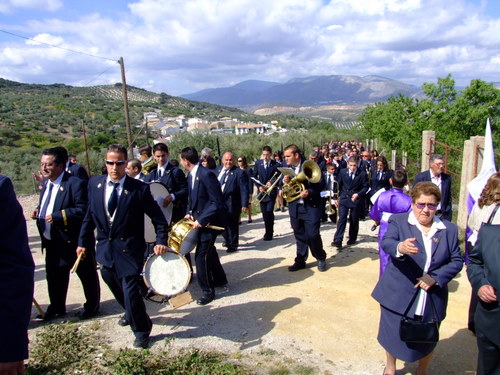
left=457, top=136, right=485, bottom=230
left=391, top=150, right=397, bottom=170
left=421, top=130, right=435, bottom=172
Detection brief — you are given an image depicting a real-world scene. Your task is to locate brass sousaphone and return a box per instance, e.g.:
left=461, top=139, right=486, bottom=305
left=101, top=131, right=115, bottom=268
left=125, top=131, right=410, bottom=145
left=279, top=160, right=322, bottom=203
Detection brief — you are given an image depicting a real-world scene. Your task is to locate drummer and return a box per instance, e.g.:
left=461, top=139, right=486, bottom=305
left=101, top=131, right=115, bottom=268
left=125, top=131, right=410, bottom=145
left=77, top=144, right=169, bottom=349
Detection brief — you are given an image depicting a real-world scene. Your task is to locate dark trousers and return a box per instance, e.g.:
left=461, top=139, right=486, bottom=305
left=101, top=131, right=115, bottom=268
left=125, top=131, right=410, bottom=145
left=45, top=241, right=100, bottom=314
left=195, top=229, right=227, bottom=294
left=289, top=204, right=326, bottom=264
left=100, top=266, right=151, bottom=339
left=260, top=198, right=275, bottom=239
left=222, top=210, right=241, bottom=251
left=476, top=329, right=500, bottom=375
left=334, top=201, right=361, bottom=244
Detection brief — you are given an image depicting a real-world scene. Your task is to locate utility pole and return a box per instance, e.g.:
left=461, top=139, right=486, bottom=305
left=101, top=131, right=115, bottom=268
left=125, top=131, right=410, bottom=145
left=119, top=57, right=134, bottom=159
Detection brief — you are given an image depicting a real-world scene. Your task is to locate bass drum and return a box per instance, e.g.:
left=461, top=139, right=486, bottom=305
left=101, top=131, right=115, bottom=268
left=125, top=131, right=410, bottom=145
left=144, top=182, right=172, bottom=243
left=168, top=218, right=199, bottom=255
left=142, top=251, right=191, bottom=303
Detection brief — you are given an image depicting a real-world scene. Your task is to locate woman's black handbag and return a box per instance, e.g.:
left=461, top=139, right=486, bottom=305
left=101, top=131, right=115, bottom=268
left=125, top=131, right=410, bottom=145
left=400, top=290, right=439, bottom=343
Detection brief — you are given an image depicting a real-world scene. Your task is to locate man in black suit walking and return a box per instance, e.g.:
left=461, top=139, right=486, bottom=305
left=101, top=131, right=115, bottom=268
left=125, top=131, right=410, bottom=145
left=282, top=144, right=327, bottom=272
left=253, top=146, right=279, bottom=241
left=0, top=175, right=34, bottom=374
left=215, top=152, right=249, bottom=253
left=179, top=146, right=227, bottom=305
left=77, top=144, right=169, bottom=348
left=332, top=155, right=369, bottom=248
left=145, top=142, right=188, bottom=224
left=413, top=154, right=452, bottom=221
left=32, top=146, right=100, bottom=321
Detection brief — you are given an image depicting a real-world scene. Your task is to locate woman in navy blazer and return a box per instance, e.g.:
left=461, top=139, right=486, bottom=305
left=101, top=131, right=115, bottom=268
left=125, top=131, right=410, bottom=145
left=371, top=182, right=463, bottom=375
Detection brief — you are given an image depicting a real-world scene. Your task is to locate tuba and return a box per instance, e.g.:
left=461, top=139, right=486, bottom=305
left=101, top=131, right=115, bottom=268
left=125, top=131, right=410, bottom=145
left=141, top=156, right=157, bottom=175
left=279, top=160, right=322, bottom=203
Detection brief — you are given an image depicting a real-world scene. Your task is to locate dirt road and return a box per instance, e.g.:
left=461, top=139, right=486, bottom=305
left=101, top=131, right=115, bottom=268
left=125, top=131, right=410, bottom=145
left=22, top=195, right=477, bottom=374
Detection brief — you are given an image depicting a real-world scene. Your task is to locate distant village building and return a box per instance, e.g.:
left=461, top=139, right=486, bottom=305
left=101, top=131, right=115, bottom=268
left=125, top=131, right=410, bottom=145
left=234, top=123, right=265, bottom=135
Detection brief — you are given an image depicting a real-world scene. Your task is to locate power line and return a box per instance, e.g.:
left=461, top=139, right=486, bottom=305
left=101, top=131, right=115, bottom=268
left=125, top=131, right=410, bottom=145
left=0, top=29, right=117, bottom=62
left=82, top=63, right=119, bottom=86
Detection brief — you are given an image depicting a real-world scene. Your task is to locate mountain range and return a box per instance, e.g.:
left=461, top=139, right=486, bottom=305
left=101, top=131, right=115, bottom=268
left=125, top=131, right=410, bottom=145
left=181, top=75, right=421, bottom=110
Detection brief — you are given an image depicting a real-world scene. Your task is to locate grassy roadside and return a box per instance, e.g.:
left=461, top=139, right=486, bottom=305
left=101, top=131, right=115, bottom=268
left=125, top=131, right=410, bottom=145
left=26, top=323, right=322, bottom=375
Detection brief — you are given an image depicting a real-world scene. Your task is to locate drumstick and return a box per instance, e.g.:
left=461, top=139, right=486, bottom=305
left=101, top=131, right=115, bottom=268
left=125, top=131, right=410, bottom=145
left=184, top=219, right=224, bottom=231
left=33, top=298, right=45, bottom=318
left=70, top=253, right=83, bottom=273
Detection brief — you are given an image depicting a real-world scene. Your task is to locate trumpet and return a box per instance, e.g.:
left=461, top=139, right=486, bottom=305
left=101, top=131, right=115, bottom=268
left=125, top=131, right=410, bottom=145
left=255, top=172, right=281, bottom=204
left=280, top=160, right=322, bottom=203
left=325, top=180, right=338, bottom=215
left=141, top=156, right=157, bottom=175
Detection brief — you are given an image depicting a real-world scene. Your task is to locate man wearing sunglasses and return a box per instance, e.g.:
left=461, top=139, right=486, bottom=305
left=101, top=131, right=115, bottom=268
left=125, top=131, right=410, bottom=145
left=31, top=146, right=100, bottom=322
left=413, top=154, right=452, bottom=221
left=77, top=144, right=169, bottom=349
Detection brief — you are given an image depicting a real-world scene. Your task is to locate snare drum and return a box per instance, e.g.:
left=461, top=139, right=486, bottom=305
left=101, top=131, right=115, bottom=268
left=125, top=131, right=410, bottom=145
left=142, top=251, right=191, bottom=303
left=168, top=218, right=199, bottom=255
left=144, top=182, right=172, bottom=243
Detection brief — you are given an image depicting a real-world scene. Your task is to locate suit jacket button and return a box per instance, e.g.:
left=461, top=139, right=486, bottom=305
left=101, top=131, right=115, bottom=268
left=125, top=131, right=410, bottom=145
left=122, top=249, right=127, bottom=252
left=120, top=237, right=124, bottom=240
left=109, top=238, right=113, bottom=241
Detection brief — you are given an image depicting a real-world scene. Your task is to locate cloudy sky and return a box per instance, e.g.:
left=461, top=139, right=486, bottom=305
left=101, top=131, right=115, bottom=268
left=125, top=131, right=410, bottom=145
left=0, top=0, right=499, bottom=96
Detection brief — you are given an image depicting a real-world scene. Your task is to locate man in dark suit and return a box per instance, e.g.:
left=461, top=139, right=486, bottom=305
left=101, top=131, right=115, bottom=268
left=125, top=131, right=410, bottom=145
left=179, top=146, right=227, bottom=305
left=413, top=154, right=452, bottom=221
left=145, top=142, right=188, bottom=224
left=282, top=144, right=327, bottom=272
left=77, top=144, right=169, bottom=348
left=332, top=155, right=369, bottom=248
left=0, top=175, right=34, bottom=374
left=31, top=147, right=100, bottom=321
left=66, top=154, right=89, bottom=181
left=467, top=212, right=500, bottom=375
left=126, top=159, right=146, bottom=181
left=253, top=146, right=279, bottom=241
left=215, top=152, right=249, bottom=253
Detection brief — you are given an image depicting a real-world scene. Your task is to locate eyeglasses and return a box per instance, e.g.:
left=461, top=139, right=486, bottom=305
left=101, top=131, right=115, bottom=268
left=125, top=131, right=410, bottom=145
left=105, top=160, right=127, bottom=166
left=237, top=160, right=243, bottom=162
left=415, top=202, right=437, bottom=210
left=362, top=155, right=370, bottom=158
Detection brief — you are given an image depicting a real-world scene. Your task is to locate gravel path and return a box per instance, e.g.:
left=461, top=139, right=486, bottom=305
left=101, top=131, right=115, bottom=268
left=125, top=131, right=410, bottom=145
left=20, top=194, right=478, bottom=375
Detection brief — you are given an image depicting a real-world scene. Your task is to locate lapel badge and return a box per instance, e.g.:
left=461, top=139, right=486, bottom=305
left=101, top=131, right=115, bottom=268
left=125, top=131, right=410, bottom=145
left=59, top=186, right=64, bottom=192
left=124, top=190, right=129, bottom=195
left=97, top=183, right=102, bottom=189
left=432, top=237, right=439, bottom=244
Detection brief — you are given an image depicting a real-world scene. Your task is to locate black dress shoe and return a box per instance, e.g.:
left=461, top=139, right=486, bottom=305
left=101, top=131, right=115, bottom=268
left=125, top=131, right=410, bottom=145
left=248, top=219, right=253, bottom=223
left=262, top=236, right=272, bottom=241
left=37, top=310, right=66, bottom=321
left=133, top=336, right=149, bottom=349
left=78, top=307, right=99, bottom=320
left=226, top=248, right=237, bottom=253
left=331, top=242, right=342, bottom=249
left=317, top=260, right=327, bottom=272
left=288, top=262, right=306, bottom=272
left=196, top=292, right=215, bottom=305
left=118, top=315, right=130, bottom=326
left=346, top=240, right=356, bottom=246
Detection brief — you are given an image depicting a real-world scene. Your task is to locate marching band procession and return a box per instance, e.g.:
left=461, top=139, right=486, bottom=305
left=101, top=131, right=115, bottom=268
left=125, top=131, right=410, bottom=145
left=1, top=139, right=499, bottom=375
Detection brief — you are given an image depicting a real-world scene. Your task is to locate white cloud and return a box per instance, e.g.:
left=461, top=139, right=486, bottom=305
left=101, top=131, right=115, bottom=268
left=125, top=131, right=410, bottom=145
left=0, top=0, right=62, bottom=14
left=0, top=0, right=499, bottom=95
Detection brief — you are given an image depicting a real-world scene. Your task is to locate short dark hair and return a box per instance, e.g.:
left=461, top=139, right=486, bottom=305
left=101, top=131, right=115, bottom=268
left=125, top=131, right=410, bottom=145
left=128, top=159, right=142, bottom=171
left=42, top=146, right=68, bottom=165
left=429, top=154, right=444, bottom=163
left=153, top=143, right=169, bottom=154
left=262, top=146, right=272, bottom=153
left=180, top=146, right=199, bottom=164
left=138, top=145, right=152, bottom=157
left=347, top=155, right=359, bottom=164
left=391, top=168, right=407, bottom=189
left=107, top=144, right=127, bottom=159
left=284, top=144, right=300, bottom=154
